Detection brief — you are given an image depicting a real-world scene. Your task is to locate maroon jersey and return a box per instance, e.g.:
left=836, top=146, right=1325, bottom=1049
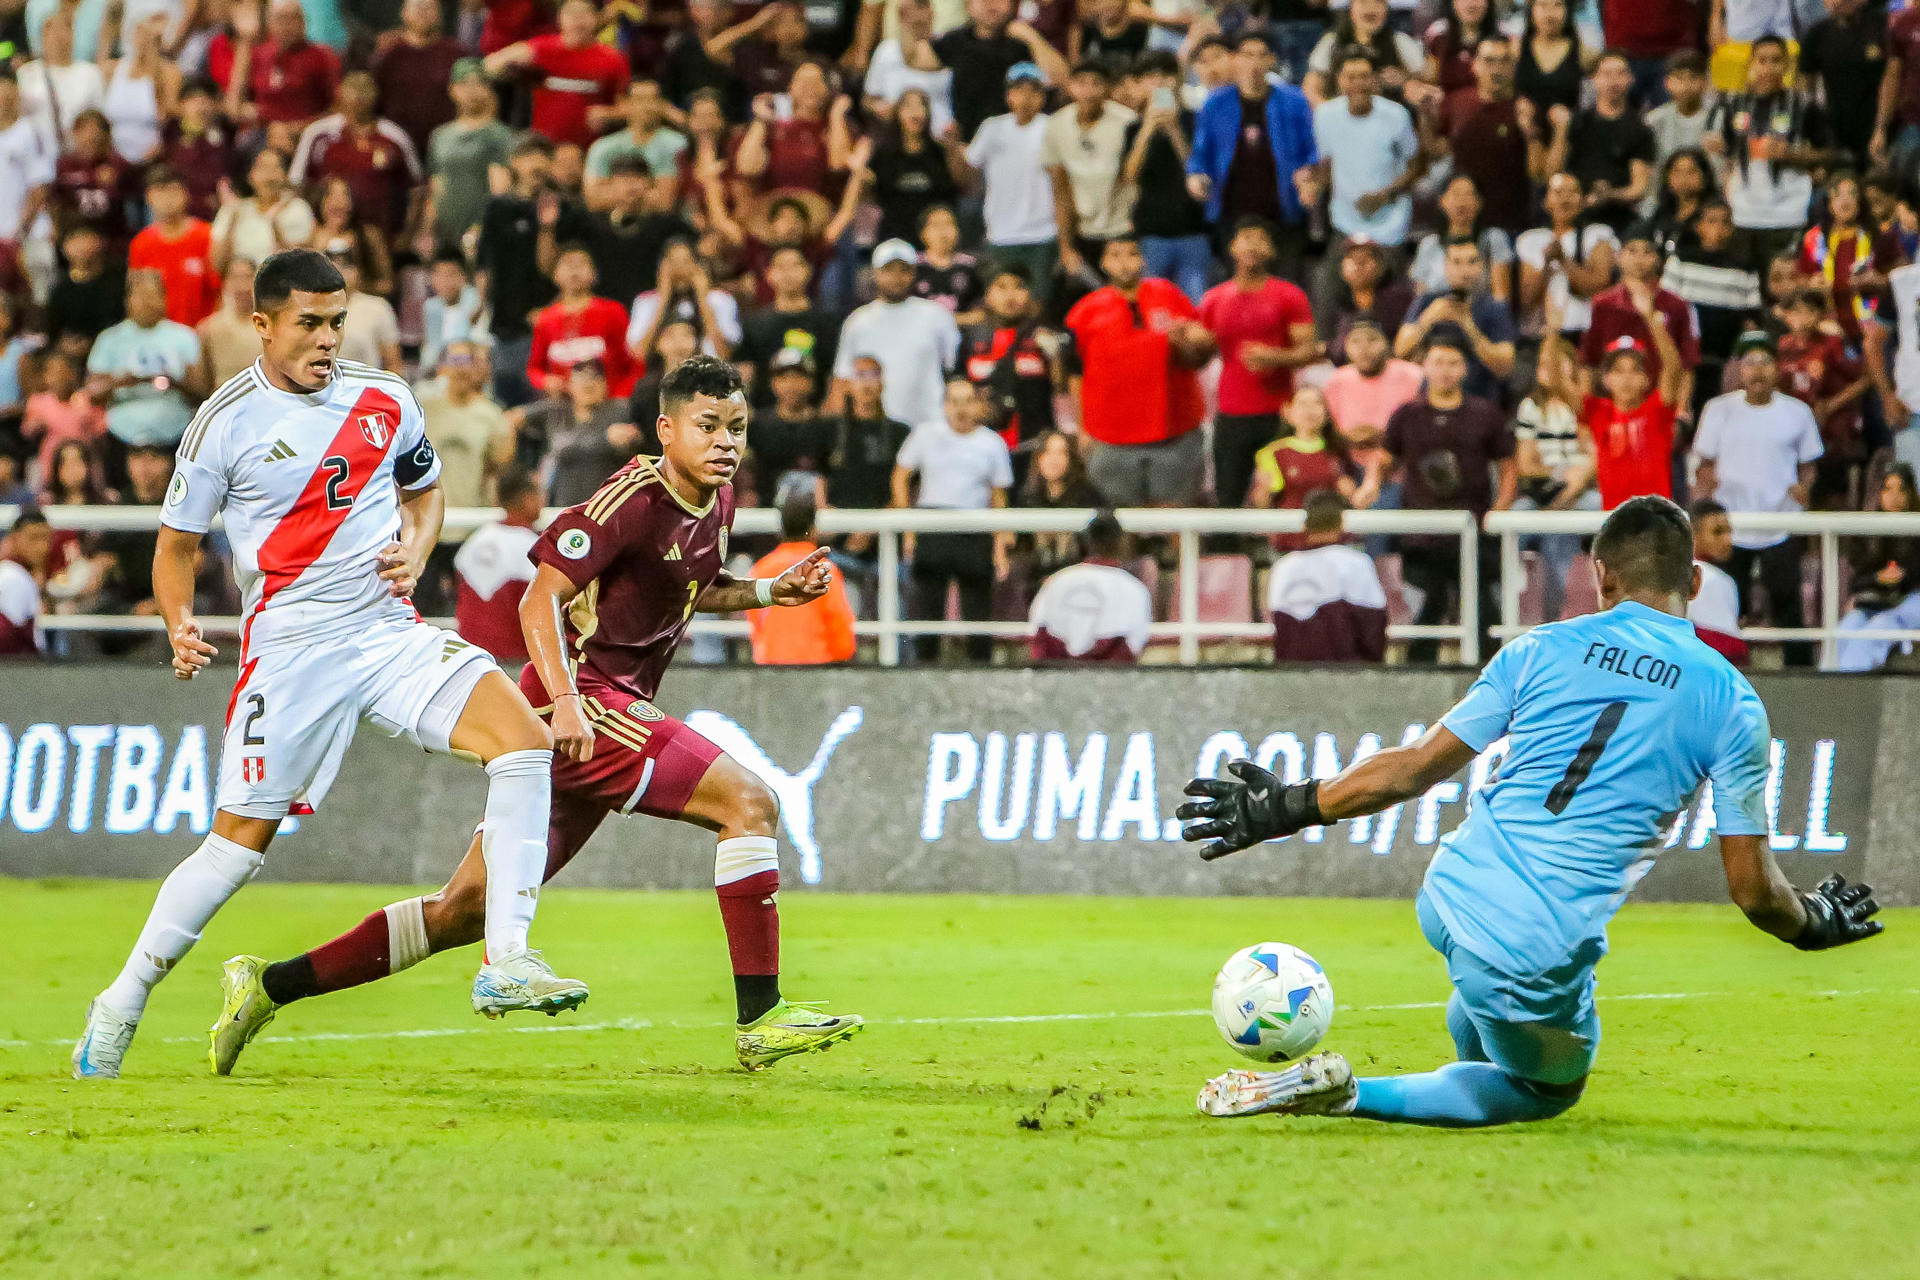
left=53, top=152, right=136, bottom=245
left=528, top=455, right=736, bottom=701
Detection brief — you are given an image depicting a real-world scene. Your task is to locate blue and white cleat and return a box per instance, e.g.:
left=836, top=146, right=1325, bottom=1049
left=72, top=999, right=139, bottom=1080
left=471, top=948, right=590, bottom=1019
left=1197, top=1052, right=1357, bottom=1118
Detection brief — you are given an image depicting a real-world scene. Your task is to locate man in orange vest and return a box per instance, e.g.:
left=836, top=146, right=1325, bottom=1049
left=748, top=488, right=857, bottom=664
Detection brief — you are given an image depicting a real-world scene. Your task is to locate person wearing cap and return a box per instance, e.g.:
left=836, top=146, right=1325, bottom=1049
left=1325, top=234, right=1415, bottom=358
left=427, top=58, right=517, bottom=251
left=831, top=238, right=961, bottom=428
left=1581, top=225, right=1700, bottom=412
left=1692, top=327, right=1825, bottom=665
left=964, top=61, right=1061, bottom=300
left=1545, top=285, right=1683, bottom=511
left=84, top=269, right=205, bottom=453
left=748, top=347, right=834, bottom=508
left=1042, top=57, right=1139, bottom=290
left=907, top=0, right=1070, bottom=142
left=1186, top=32, right=1319, bottom=273
left=127, top=167, right=221, bottom=329
left=367, top=0, right=467, bottom=160
left=1396, top=235, right=1516, bottom=404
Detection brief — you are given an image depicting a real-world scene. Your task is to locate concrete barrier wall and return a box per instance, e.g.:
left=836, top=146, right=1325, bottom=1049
left=1, top=667, right=1910, bottom=903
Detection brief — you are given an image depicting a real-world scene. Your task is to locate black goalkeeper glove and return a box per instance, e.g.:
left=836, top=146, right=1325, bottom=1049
left=1792, top=874, right=1884, bottom=951
left=1176, top=761, right=1324, bottom=861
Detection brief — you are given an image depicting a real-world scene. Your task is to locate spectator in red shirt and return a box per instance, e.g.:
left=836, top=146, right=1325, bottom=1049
left=227, top=0, right=343, bottom=137
left=485, top=0, right=630, bottom=149
left=736, top=61, right=854, bottom=199
left=1544, top=292, right=1684, bottom=510
left=289, top=71, right=425, bottom=237
left=51, top=110, right=136, bottom=253
left=369, top=0, right=468, bottom=159
left=1064, top=235, right=1215, bottom=506
left=1581, top=226, right=1700, bottom=410
left=1199, top=217, right=1323, bottom=509
left=528, top=243, right=638, bottom=397
left=128, top=168, right=222, bottom=329
left=159, top=79, right=235, bottom=222
left=1776, top=287, right=1869, bottom=505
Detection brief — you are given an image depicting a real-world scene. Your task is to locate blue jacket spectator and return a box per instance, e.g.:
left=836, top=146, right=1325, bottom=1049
left=1185, top=42, right=1318, bottom=228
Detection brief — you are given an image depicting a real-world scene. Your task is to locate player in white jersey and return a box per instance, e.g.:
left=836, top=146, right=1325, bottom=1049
left=73, top=250, right=588, bottom=1080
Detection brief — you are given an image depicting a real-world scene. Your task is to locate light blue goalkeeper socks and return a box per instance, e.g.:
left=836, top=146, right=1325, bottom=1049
left=1349, top=1062, right=1580, bottom=1129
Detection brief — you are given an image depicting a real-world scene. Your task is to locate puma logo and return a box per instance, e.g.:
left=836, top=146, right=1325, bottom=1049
left=684, top=707, right=864, bottom=885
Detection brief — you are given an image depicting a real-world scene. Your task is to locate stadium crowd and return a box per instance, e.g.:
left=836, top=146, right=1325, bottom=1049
left=2, top=0, right=1920, bottom=669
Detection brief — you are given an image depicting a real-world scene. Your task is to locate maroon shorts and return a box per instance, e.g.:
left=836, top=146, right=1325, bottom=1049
left=516, top=665, right=724, bottom=879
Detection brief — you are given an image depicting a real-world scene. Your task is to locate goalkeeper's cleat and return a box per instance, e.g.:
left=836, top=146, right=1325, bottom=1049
left=209, top=955, right=279, bottom=1076
left=471, top=949, right=590, bottom=1019
left=735, top=1000, right=864, bottom=1070
left=72, top=999, right=138, bottom=1080
left=1196, top=1052, right=1357, bottom=1119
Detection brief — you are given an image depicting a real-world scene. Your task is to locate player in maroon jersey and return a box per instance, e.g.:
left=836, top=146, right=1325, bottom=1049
left=211, top=356, right=865, bottom=1073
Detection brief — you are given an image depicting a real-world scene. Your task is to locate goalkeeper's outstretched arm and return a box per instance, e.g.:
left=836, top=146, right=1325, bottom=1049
left=1720, top=834, right=1884, bottom=950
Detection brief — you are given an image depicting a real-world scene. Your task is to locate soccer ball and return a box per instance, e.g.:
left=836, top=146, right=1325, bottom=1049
left=1210, top=942, right=1334, bottom=1062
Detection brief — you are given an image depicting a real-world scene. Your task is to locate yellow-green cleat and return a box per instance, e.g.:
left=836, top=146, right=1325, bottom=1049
left=735, top=999, right=864, bottom=1070
left=209, top=955, right=279, bottom=1076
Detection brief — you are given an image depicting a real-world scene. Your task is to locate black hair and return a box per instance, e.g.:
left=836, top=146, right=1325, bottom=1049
left=1750, top=33, right=1789, bottom=58
left=1593, top=495, right=1694, bottom=596
left=497, top=468, right=540, bottom=507
left=1442, top=232, right=1482, bottom=254
left=918, top=202, right=957, bottom=232
left=768, top=242, right=812, bottom=266
left=1595, top=45, right=1633, bottom=70
left=1303, top=488, right=1348, bottom=536
left=1334, top=44, right=1379, bottom=73
left=1688, top=497, right=1728, bottom=523
left=145, top=165, right=184, bottom=189
left=1230, top=215, right=1275, bottom=244
left=767, top=195, right=811, bottom=225
left=1192, top=34, right=1230, bottom=58
left=1866, top=168, right=1902, bottom=196
left=431, top=247, right=469, bottom=270
left=510, top=134, right=555, bottom=160
left=1083, top=510, right=1125, bottom=559
left=1522, top=0, right=1578, bottom=53
left=179, top=73, right=219, bottom=98
left=1234, top=30, right=1274, bottom=54
left=1437, top=0, right=1497, bottom=66
left=1666, top=48, right=1707, bottom=76
left=1133, top=49, right=1180, bottom=78
left=1071, top=56, right=1114, bottom=81
left=605, top=153, right=651, bottom=179
left=1423, top=332, right=1471, bottom=360
left=779, top=486, right=817, bottom=541
left=659, top=353, right=744, bottom=417
left=252, top=248, right=346, bottom=313
left=554, top=240, right=594, bottom=262
left=1653, top=146, right=1722, bottom=225
left=988, top=261, right=1032, bottom=286
left=9, top=506, right=48, bottom=535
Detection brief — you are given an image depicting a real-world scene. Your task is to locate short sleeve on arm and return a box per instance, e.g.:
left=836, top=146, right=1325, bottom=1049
left=988, top=435, right=1014, bottom=489
left=391, top=386, right=441, bottom=491
left=1795, top=401, right=1825, bottom=462
left=531, top=501, right=630, bottom=587
left=1707, top=680, right=1772, bottom=837
left=1440, top=635, right=1528, bottom=751
left=162, top=419, right=231, bottom=534
left=896, top=423, right=931, bottom=472
left=1692, top=397, right=1724, bottom=461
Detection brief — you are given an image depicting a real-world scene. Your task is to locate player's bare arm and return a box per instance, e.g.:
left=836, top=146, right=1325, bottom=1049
left=519, top=561, right=595, bottom=762
left=154, top=523, right=217, bottom=680
left=697, top=548, right=834, bottom=612
left=1719, top=833, right=1882, bottom=949
left=377, top=481, right=445, bottom=600
left=1177, top=725, right=1478, bottom=861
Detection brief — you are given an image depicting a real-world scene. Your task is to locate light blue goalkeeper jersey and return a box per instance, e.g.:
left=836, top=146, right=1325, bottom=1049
left=1425, top=601, right=1772, bottom=977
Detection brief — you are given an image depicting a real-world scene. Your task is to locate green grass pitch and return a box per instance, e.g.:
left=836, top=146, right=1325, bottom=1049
left=2, top=879, right=1916, bottom=1279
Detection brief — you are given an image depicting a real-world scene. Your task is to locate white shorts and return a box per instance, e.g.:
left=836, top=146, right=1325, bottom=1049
left=215, top=620, right=498, bottom=820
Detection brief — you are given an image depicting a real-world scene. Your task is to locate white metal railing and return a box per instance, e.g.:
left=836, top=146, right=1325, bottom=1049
left=3, top=504, right=1483, bottom=667
left=1485, top=510, right=1920, bottom=669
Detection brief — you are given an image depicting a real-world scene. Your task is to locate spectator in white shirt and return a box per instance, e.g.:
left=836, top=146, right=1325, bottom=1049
left=833, top=238, right=962, bottom=429
left=1268, top=491, right=1389, bottom=663
left=1310, top=48, right=1424, bottom=249
left=891, top=377, right=1014, bottom=663
left=1687, top=497, right=1748, bottom=665
left=1028, top=512, right=1153, bottom=663
left=964, top=63, right=1058, bottom=302
left=858, top=0, right=955, bottom=134
left=1042, top=57, right=1139, bottom=288
left=1692, top=329, right=1824, bottom=665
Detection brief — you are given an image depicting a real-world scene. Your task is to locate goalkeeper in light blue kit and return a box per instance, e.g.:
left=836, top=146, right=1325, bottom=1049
left=1178, top=497, right=1884, bottom=1126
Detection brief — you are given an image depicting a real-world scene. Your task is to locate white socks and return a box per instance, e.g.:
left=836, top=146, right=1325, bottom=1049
left=384, top=896, right=430, bottom=974
left=100, top=832, right=264, bottom=1019
left=481, top=749, right=551, bottom=959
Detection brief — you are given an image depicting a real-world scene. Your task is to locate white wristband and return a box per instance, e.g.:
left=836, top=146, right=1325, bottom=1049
left=755, top=578, right=774, bottom=607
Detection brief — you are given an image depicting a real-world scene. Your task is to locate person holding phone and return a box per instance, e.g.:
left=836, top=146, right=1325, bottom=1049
left=1122, top=49, right=1211, bottom=303
left=1396, top=235, right=1517, bottom=403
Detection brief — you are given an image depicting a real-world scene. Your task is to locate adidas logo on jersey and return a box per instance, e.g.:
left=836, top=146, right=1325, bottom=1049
left=265, top=439, right=298, bottom=462
left=665, top=543, right=683, bottom=561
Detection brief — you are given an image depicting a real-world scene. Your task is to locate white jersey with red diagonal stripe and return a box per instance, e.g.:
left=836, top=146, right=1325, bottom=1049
left=162, top=357, right=443, bottom=655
